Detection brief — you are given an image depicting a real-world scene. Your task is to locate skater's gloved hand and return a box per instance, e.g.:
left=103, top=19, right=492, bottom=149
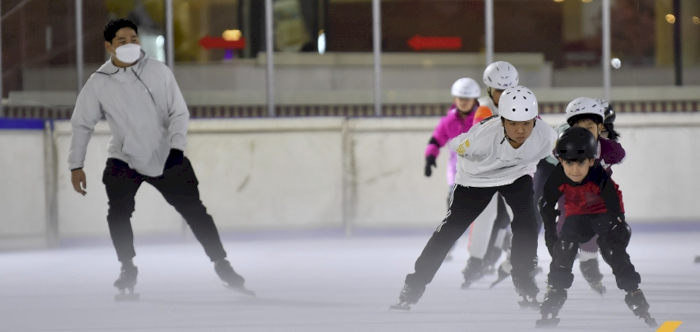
left=424, top=155, right=437, bottom=177
left=164, top=149, right=184, bottom=172
left=615, top=213, right=625, bottom=223
left=537, top=197, right=559, bottom=225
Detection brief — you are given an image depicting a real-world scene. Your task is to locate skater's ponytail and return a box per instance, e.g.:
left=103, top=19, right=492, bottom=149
left=602, top=122, right=620, bottom=142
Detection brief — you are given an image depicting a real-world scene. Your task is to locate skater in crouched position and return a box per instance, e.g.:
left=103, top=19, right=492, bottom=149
left=544, top=97, right=625, bottom=295
left=68, top=19, right=249, bottom=300
left=536, top=127, right=655, bottom=328
left=392, top=86, right=557, bottom=310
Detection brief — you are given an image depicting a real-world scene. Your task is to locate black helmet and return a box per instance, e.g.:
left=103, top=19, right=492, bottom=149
left=556, top=127, right=597, bottom=161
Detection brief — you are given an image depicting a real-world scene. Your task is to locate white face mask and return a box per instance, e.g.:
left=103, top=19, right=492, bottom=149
left=114, top=43, right=141, bottom=64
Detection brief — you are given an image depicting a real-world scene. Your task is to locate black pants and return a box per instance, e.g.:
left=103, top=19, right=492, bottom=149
left=548, top=213, right=640, bottom=291
left=405, top=175, right=539, bottom=287
left=533, top=159, right=556, bottom=232
left=102, top=158, right=227, bottom=263
left=483, top=194, right=510, bottom=263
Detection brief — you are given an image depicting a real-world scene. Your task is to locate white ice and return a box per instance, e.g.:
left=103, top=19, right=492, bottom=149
left=0, top=230, right=698, bottom=332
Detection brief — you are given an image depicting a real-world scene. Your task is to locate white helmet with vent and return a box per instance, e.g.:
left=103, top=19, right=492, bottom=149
left=483, top=61, right=519, bottom=90
left=451, top=78, right=481, bottom=99
left=499, top=86, right=538, bottom=121
left=565, top=97, right=604, bottom=123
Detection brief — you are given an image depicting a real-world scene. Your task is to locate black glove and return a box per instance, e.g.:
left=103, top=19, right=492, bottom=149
left=610, top=213, right=631, bottom=246
left=615, top=213, right=625, bottom=223
left=425, top=155, right=437, bottom=177
left=164, top=149, right=184, bottom=172
left=537, top=196, right=559, bottom=226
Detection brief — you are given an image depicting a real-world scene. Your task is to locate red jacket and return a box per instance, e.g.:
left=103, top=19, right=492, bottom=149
left=543, top=163, right=624, bottom=217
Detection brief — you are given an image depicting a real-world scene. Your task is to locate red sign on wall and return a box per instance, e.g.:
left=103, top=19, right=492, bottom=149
left=198, top=36, right=246, bottom=50
left=408, top=35, right=462, bottom=51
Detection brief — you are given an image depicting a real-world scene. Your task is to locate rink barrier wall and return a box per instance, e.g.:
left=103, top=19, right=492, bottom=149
left=0, top=119, right=58, bottom=250
left=1, top=114, right=700, bottom=250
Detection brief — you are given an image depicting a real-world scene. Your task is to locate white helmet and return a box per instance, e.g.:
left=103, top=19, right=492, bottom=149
left=451, top=78, right=481, bottom=99
left=499, top=86, right=538, bottom=121
left=566, top=97, right=604, bottom=123
left=483, top=61, right=519, bottom=90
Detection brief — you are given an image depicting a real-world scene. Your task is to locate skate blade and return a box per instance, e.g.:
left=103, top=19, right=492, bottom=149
left=589, top=282, right=607, bottom=296
left=642, top=315, right=657, bottom=327
left=224, top=284, right=256, bottom=297
left=114, top=293, right=140, bottom=302
left=461, top=282, right=472, bottom=289
left=389, top=304, right=411, bottom=311
left=535, top=318, right=560, bottom=328
left=489, top=277, right=508, bottom=289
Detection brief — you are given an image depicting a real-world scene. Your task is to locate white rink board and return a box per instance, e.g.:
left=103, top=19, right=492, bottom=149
left=0, top=130, right=47, bottom=237
left=0, top=113, right=690, bottom=241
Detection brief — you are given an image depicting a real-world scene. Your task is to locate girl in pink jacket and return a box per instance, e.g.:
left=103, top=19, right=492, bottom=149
left=424, top=78, right=482, bottom=185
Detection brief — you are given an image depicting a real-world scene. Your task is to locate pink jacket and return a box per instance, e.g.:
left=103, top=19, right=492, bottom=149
left=425, top=103, right=479, bottom=186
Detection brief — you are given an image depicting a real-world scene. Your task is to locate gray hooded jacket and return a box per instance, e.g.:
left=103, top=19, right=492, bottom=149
left=68, top=52, right=189, bottom=177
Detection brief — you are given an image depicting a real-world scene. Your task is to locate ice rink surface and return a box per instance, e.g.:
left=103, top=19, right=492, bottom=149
left=0, top=228, right=698, bottom=332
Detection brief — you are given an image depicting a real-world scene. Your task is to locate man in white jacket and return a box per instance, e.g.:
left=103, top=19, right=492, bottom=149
left=69, top=19, right=247, bottom=298
left=392, top=86, right=557, bottom=310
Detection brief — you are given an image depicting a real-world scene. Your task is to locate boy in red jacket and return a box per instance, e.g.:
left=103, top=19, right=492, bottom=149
left=536, top=127, right=655, bottom=328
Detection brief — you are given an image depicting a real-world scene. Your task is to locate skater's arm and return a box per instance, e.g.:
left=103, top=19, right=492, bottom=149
left=165, top=68, right=189, bottom=152
left=448, top=121, right=491, bottom=158
left=426, top=116, right=453, bottom=158
left=424, top=118, right=450, bottom=176
left=542, top=165, right=565, bottom=203
left=539, top=166, right=564, bottom=226
left=449, top=132, right=479, bottom=158
left=599, top=138, right=626, bottom=167
left=68, top=78, right=102, bottom=171
left=598, top=169, right=624, bottom=220
left=539, top=166, right=565, bottom=256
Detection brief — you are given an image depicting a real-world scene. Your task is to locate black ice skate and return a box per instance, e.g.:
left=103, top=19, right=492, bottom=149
left=625, top=289, right=657, bottom=327
left=535, top=287, right=567, bottom=328
left=389, top=284, right=425, bottom=311
left=489, top=260, right=511, bottom=288
left=580, top=259, right=606, bottom=296
left=461, top=257, right=485, bottom=289
left=513, top=274, right=539, bottom=309
left=215, top=259, right=255, bottom=297
left=114, top=265, right=139, bottom=302
left=490, top=261, right=542, bottom=289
